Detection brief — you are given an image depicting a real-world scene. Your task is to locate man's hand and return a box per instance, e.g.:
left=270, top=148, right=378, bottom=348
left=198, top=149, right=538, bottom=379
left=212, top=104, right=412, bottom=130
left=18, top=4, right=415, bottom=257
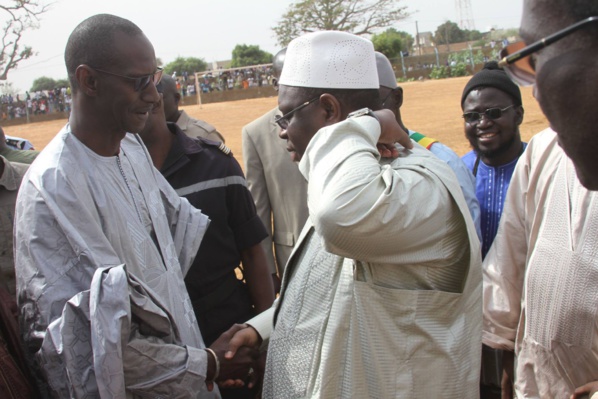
left=218, top=324, right=262, bottom=389
left=373, top=109, right=412, bottom=158
left=224, top=324, right=261, bottom=359
left=571, top=381, right=598, bottom=399
left=207, top=324, right=261, bottom=391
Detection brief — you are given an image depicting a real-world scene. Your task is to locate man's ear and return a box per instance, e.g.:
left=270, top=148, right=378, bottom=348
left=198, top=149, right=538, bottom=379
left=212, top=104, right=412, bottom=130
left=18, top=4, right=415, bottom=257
left=394, top=87, right=404, bottom=109
left=75, top=65, right=98, bottom=96
left=174, top=92, right=181, bottom=105
left=515, top=105, right=524, bottom=126
left=319, top=93, right=342, bottom=125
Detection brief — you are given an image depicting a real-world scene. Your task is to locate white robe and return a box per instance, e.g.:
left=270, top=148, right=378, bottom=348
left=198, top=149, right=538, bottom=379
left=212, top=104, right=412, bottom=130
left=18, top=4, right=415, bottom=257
left=483, top=128, right=598, bottom=398
left=250, top=117, right=482, bottom=398
left=15, top=125, right=217, bottom=398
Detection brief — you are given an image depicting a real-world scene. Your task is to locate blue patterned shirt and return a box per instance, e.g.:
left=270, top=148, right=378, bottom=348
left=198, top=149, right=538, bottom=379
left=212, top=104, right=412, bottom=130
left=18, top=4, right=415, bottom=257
left=462, top=144, right=527, bottom=258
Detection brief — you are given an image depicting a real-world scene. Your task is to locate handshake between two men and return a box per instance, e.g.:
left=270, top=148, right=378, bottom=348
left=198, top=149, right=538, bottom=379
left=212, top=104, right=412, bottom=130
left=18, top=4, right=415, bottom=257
left=206, top=323, right=264, bottom=392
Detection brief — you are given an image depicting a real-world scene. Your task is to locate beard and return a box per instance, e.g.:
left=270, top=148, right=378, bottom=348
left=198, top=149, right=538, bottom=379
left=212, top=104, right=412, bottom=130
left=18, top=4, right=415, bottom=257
left=469, top=132, right=519, bottom=161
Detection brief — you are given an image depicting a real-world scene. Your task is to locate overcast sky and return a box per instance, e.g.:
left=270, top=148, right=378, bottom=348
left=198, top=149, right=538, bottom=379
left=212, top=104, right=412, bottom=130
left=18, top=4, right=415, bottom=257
left=3, top=0, right=524, bottom=94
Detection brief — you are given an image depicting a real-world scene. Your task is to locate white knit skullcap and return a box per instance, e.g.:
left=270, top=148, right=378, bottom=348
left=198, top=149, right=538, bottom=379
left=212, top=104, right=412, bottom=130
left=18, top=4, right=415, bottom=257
left=375, top=52, right=398, bottom=89
left=279, top=31, right=379, bottom=89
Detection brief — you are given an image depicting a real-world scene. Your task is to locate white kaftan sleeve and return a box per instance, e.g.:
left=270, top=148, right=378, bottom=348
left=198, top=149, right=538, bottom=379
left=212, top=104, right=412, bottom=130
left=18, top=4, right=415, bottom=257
left=15, top=181, right=214, bottom=398
left=298, top=116, right=458, bottom=264
left=482, top=141, right=531, bottom=351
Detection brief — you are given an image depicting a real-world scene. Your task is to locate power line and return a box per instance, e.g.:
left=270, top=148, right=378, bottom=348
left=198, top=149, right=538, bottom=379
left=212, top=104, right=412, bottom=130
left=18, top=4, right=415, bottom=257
left=13, top=53, right=63, bottom=71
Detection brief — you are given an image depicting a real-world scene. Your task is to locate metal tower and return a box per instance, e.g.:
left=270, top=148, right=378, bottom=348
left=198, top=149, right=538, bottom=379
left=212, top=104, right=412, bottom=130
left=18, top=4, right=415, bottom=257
left=455, top=0, right=475, bottom=31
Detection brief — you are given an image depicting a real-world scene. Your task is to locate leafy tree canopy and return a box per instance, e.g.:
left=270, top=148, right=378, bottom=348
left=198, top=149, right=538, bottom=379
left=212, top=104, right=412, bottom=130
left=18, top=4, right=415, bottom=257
left=434, top=21, right=483, bottom=46
left=0, top=1, right=51, bottom=80
left=55, top=78, right=69, bottom=88
left=230, top=44, right=272, bottom=68
left=30, top=76, right=67, bottom=92
left=372, top=28, right=413, bottom=59
left=163, top=57, right=208, bottom=76
left=273, top=0, right=409, bottom=47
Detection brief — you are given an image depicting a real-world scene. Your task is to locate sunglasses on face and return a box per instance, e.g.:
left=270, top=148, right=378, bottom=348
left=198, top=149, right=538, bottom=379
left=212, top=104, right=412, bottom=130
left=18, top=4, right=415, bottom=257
left=462, top=105, right=516, bottom=123
left=274, top=97, right=319, bottom=130
left=91, top=66, right=164, bottom=91
left=499, top=16, right=598, bottom=86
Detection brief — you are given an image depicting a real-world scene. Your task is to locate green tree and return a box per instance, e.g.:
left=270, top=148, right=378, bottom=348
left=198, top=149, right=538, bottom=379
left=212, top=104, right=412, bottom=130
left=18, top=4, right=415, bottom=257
left=372, top=28, right=413, bottom=59
left=163, top=57, right=208, bottom=75
left=30, top=76, right=57, bottom=91
left=55, top=78, right=70, bottom=88
left=434, top=21, right=465, bottom=48
left=230, top=45, right=273, bottom=68
left=464, top=29, right=483, bottom=41
left=0, top=1, right=51, bottom=80
left=434, top=21, right=484, bottom=48
left=273, top=0, right=409, bottom=47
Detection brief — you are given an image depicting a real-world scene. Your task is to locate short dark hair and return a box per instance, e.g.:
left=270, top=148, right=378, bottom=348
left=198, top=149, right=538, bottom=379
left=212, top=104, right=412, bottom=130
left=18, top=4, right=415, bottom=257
left=272, top=48, right=286, bottom=80
left=547, top=0, right=598, bottom=39
left=565, top=0, right=598, bottom=21
left=157, top=74, right=177, bottom=96
left=297, top=87, right=381, bottom=113
left=64, top=14, right=143, bottom=92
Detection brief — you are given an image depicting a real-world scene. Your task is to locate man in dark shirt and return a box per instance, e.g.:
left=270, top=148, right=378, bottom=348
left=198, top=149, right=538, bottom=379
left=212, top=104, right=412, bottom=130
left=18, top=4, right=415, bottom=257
left=139, top=95, right=274, bottom=342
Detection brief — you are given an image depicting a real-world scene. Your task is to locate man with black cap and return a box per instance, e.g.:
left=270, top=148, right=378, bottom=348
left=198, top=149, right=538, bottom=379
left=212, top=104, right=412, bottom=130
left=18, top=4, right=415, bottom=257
left=241, top=49, right=308, bottom=291
left=461, top=61, right=526, bottom=259
left=225, top=30, right=482, bottom=398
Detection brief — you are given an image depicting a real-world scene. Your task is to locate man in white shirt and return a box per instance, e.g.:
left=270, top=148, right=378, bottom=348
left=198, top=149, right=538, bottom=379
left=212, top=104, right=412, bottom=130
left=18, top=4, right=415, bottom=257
left=225, top=30, right=482, bottom=398
left=15, top=14, right=254, bottom=398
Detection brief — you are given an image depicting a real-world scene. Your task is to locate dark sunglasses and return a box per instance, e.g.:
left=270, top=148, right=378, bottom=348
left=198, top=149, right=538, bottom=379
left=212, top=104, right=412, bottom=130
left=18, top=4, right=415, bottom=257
left=91, top=66, right=164, bottom=91
left=462, top=105, right=516, bottom=123
left=274, top=97, right=319, bottom=129
left=498, top=16, right=598, bottom=86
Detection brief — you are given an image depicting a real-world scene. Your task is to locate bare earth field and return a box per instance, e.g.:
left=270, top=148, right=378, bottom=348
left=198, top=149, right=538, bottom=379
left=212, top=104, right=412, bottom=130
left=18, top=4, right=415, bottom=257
left=4, top=76, right=549, bottom=169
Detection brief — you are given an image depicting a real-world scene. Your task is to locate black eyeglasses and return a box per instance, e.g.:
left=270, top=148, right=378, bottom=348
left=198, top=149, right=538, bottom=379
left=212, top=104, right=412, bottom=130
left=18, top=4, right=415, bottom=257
left=274, top=97, right=319, bottom=129
left=462, top=105, right=516, bottom=123
left=498, top=16, right=598, bottom=86
left=91, top=66, right=164, bottom=91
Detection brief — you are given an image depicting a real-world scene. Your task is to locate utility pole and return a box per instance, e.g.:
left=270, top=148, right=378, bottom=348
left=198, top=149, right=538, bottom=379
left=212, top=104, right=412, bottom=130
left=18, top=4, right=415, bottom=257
left=415, top=21, right=421, bottom=56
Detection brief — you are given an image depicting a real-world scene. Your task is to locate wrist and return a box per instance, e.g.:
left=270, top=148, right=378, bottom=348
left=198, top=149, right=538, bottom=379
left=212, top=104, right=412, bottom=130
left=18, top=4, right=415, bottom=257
left=347, top=107, right=379, bottom=123
left=205, top=348, right=220, bottom=382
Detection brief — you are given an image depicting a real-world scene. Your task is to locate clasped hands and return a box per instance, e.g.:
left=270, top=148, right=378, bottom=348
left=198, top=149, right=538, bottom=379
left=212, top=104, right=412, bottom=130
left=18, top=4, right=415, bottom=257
left=204, top=323, right=263, bottom=391
left=373, top=109, right=413, bottom=158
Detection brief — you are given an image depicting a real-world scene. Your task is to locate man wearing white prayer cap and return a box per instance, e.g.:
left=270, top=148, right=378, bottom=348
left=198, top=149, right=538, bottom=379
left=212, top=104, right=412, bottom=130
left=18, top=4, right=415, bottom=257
left=225, top=30, right=482, bottom=398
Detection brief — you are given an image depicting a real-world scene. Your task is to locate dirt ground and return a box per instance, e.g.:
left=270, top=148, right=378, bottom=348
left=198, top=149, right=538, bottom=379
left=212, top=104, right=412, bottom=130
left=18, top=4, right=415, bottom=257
left=3, top=76, right=549, bottom=169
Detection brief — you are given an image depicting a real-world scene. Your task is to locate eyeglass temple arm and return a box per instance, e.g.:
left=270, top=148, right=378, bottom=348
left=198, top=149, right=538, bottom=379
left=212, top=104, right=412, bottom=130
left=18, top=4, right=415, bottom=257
left=498, top=16, right=598, bottom=67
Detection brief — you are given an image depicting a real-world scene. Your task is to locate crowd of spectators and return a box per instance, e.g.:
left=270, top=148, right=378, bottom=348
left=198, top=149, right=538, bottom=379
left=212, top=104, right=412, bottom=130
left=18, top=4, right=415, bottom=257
left=0, top=87, right=72, bottom=121
left=175, top=65, right=276, bottom=95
